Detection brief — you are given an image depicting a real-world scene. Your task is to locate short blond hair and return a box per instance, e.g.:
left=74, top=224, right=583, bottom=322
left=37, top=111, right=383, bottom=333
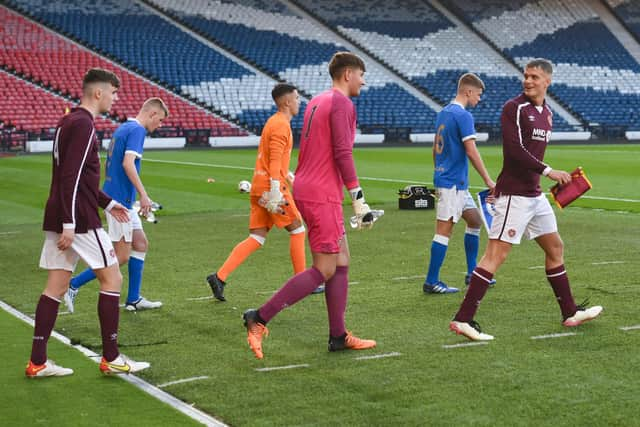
left=142, top=97, right=169, bottom=117
left=457, top=73, right=485, bottom=91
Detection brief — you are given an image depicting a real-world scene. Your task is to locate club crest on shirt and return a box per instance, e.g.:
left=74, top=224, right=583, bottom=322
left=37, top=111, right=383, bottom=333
left=528, top=115, right=535, bottom=121
left=508, top=229, right=516, bottom=238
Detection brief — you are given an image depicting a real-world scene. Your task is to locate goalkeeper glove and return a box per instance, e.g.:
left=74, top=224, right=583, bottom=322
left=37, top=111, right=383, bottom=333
left=349, top=186, right=374, bottom=229
left=259, top=179, right=286, bottom=214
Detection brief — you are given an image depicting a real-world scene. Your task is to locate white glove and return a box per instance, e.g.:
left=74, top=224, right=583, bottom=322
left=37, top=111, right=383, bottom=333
left=259, top=179, right=286, bottom=214
left=349, top=187, right=374, bottom=229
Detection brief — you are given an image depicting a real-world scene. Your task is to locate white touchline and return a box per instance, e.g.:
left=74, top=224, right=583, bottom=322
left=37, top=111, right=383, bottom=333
left=186, top=296, right=215, bottom=301
left=354, top=352, right=401, bottom=361
left=528, top=266, right=545, bottom=269
left=0, top=231, right=20, bottom=236
left=144, top=158, right=640, bottom=204
left=255, top=364, right=310, bottom=372
left=255, top=290, right=277, bottom=295
left=0, top=300, right=227, bottom=427
left=158, top=376, right=210, bottom=388
left=391, top=275, right=424, bottom=281
left=530, top=332, right=578, bottom=340
left=348, top=281, right=359, bottom=285
left=619, top=325, right=640, bottom=331
left=591, top=261, right=625, bottom=265
left=442, top=342, right=489, bottom=349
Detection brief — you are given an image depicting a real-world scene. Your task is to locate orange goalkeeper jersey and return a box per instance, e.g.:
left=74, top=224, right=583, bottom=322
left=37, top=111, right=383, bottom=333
left=251, top=111, right=293, bottom=196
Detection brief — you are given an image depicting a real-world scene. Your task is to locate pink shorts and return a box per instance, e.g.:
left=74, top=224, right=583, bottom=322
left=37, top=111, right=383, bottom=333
left=296, top=200, right=345, bottom=254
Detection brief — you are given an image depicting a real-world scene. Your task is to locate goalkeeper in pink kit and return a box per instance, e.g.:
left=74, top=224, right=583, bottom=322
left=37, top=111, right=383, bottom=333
left=242, top=52, right=378, bottom=359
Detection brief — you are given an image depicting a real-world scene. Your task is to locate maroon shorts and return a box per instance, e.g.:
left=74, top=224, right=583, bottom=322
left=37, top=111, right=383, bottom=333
left=296, top=200, right=345, bottom=254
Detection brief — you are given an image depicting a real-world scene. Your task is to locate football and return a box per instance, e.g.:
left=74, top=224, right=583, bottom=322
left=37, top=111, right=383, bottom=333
left=237, top=180, right=251, bottom=193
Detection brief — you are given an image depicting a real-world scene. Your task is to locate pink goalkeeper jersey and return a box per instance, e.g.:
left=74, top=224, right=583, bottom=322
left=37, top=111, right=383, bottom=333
left=294, top=89, right=359, bottom=204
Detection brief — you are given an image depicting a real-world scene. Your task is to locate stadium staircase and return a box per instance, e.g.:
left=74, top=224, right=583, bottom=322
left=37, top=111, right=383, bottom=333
left=597, top=0, right=640, bottom=63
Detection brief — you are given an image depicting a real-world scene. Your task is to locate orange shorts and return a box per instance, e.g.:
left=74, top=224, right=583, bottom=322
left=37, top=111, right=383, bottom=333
left=249, top=192, right=301, bottom=230
left=296, top=199, right=345, bottom=254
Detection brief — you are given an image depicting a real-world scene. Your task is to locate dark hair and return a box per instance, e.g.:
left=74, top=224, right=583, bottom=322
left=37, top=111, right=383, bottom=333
left=142, top=97, right=169, bottom=117
left=271, top=83, right=297, bottom=102
left=458, top=73, right=485, bottom=91
left=328, top=51, right=366, bottom=80
left=82, top=68, right=120, bottom=89
left=526, top=58, right=553, bottom=75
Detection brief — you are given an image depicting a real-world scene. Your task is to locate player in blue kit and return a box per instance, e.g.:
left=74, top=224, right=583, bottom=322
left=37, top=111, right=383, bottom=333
left=64, top=98, right=168, bottom=313
left=423, top=73, right=495, bottom=294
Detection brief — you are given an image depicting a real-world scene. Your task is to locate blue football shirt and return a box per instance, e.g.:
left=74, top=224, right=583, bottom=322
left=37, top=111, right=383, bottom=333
left=433, top=102, right=476, bottom=190
left=103, top=119, right=147, bottom=208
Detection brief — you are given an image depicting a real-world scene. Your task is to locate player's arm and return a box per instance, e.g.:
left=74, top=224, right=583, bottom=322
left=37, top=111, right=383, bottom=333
left=267, top=127, right=288, bottom=199
left=501, top=103, right=570, bottom=184
left=122, top=152, right=151, bottom=215
left=459, top=113, right=494, bottom=191
left=501, top=101, right=549, bottom=174
left=464, top=139, right=495, bottom=191
left=330, top=107, right=374, bottom=228
left=56, top=120, right=97, bottom=249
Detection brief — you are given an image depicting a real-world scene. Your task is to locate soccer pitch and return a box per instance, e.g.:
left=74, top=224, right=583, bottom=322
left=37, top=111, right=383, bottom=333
left=1, top=144, right=639, bottom=426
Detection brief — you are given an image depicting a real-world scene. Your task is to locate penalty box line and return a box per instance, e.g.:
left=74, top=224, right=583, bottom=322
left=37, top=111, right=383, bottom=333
left=0, top=299, right=226, bottom=427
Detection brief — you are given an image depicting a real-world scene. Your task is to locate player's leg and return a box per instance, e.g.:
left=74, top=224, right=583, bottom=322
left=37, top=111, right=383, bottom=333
left=242, top=200, right=331, bottom=358
left=65, top=209, right=131, bottom=312
left=461, top=192, right=483, bottom=283
left=284, top=215, right=324, bottom=294
left=26, top=268, right=75, bottom=377
left=424, top=187, right=460, bottom=293
left=94, top=263, right=150, bottom=374
left=450, top=194, right=529, bottom=340
left=125, top=228, right=161, bottom=311
left=207, top=197, right=268, bottom=301
left=533, top=211, right=602, bottom=327
left=325, top=236, right=376, bottom=352
left=284, top=218, right=306, bottom=274
left=449, top=239, right=511, bottom=341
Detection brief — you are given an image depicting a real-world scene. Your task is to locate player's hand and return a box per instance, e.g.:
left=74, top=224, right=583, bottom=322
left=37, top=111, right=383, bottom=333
left=548, top=170, right=572, bottom=185
left=57, top=228, right=75, bottom=251
left=107, top=202, right=130, bottom=223
left=286, top=171, right=295, bottom=186
left=485, top=179, right=496, bottom=194
left=139, top=194, right=152, bottom=216
left=349, top=186, right=374, bottom=229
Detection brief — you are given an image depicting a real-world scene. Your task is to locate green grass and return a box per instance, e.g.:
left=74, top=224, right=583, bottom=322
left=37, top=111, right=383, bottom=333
left=1, top=145, right=639, bottom=426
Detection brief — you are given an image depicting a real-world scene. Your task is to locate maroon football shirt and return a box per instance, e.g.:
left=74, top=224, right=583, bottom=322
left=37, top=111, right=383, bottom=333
left=42, top=107, right=112, bottom=233
left=495, top=93, right=553, bottom=197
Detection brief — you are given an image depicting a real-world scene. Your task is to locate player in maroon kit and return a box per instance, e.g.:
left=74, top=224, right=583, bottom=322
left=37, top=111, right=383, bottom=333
left=449, top=59, right=603, bottom=341
left=26, top=68, right=150, bottom=377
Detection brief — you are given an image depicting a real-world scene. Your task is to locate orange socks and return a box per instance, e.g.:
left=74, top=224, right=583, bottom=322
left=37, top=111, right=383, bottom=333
left=217, top=236, right=262, bottom=281
left=289, top=231, right=306, bottom=274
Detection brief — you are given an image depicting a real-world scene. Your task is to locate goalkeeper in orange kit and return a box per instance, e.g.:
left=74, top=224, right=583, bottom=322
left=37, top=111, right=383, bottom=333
left=206, top=83, right=320, bottom=301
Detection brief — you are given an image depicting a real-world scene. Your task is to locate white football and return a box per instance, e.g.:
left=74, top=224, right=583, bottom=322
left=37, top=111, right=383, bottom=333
left=238, top=180, right=251, bottom=193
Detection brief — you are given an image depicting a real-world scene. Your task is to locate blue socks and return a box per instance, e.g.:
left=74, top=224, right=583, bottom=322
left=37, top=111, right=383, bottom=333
left=70, top=268, right=97, bottom=290
left=464, top=228, right=481, bottom=275
left=126, top=251, right=146, bottom=304
left=425, top=235, right=449, bottom=284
